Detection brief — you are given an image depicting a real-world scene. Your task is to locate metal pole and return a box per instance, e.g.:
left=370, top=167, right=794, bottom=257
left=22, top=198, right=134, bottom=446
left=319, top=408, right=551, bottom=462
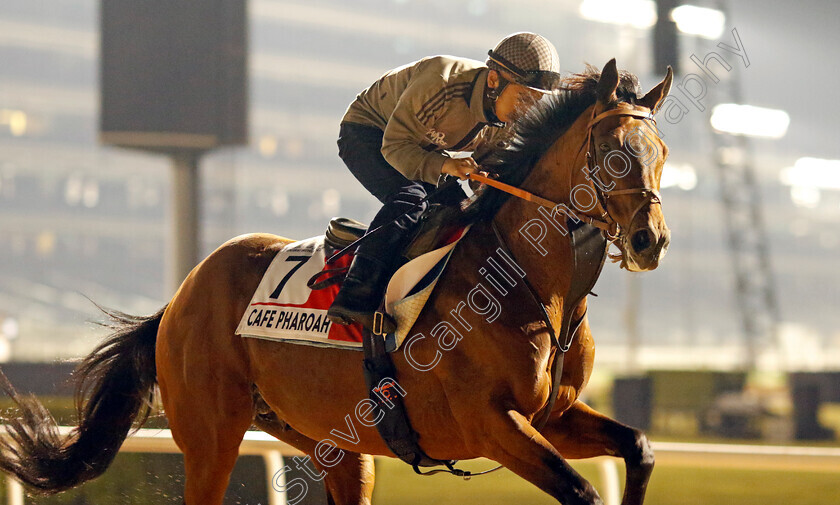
left=262, top=451, right=287, bottom=505
left=596, top=459, right=621, bottom=505
left=625, top=274, right=642, bottom=372
left=6, top=475, right=24, bottom=505
left=169, top=151, right=202, bottom=295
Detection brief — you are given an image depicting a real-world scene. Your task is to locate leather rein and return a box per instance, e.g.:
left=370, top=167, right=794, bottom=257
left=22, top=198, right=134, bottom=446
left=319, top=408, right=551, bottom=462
left=470, top=105, right=662, bottom=243
left=355, top=106, right=662, bottom=479
left=468, top=105, right=660, bottom=448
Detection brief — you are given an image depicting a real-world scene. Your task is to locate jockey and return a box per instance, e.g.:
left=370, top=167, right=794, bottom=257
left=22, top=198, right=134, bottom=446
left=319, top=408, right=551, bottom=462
left=327, top=32, right=562, bottom=333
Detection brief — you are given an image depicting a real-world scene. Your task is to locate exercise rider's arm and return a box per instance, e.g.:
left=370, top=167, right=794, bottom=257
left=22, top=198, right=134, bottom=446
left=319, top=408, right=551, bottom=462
left=380, top=73, right=452, bottom=185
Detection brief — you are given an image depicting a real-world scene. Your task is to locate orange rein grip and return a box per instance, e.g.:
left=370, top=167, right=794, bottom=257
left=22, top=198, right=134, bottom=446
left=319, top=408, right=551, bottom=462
left=468, top=172, right=614, bottom=233
left=468, top=172, right=558, bottom=209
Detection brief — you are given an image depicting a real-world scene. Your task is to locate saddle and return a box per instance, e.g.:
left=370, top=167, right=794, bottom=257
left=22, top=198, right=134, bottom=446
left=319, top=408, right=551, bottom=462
left=323, top=204, right=466, bottom=263
left=324, top=217, right=367, bottom=251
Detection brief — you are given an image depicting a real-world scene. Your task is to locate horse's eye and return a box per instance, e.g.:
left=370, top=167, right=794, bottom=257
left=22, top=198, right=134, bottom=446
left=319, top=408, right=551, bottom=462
left=599, top=143, right=611, bottom=153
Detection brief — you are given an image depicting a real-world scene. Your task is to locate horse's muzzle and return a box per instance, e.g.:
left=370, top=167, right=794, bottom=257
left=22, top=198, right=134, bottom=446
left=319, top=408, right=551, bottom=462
left=625, top=225, right=670, bottom=271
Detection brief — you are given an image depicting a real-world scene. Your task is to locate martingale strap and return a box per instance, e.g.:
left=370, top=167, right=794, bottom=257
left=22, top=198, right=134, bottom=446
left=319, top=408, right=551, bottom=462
left=361, top=217, right=608, bottom=479
left=491, top=218, right=608, bottom=432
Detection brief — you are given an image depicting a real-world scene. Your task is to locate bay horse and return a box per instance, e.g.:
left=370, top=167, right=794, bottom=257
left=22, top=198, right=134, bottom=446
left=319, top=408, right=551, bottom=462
left=0, top=59, right=672, bottom=505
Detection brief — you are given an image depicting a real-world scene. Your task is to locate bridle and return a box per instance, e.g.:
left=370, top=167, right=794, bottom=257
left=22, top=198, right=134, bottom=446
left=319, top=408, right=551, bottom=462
left=471, top=105, right=662, bottom=242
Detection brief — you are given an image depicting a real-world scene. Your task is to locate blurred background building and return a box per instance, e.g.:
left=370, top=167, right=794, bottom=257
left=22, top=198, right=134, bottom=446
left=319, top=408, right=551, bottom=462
left=0, top=1, right=839, bottom=504
left=0, top=0, right=838, bottom=373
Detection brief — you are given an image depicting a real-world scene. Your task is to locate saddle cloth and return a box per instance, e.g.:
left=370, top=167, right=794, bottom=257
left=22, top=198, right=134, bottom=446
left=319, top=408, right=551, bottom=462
left=235, top=228, right=469, bottom=351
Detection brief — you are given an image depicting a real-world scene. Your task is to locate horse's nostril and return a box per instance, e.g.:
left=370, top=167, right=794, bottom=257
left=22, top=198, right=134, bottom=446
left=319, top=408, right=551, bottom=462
left=631, top=229, right=652, bottom=253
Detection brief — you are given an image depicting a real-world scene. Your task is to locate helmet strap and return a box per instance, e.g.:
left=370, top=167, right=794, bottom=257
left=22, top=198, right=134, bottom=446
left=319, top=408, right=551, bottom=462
left=485, top=70, right=510, bottom=125
left=487, top=70, right=510, bottom=100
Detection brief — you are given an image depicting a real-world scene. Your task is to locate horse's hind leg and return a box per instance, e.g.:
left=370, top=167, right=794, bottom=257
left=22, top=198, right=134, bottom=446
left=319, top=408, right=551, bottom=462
left=157, top=316, right=255, bottom=504
left=161, top=369, right=253, bottom=505
left=542, top=401, right=654, bottom=505
left=254, top=414, right=375, bottom=505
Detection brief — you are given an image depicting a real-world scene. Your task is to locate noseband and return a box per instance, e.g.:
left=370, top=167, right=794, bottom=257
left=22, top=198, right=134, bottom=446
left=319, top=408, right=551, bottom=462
left=581, top=107, right=662, bottom=240
left=472, top=105, right=662, bottom=242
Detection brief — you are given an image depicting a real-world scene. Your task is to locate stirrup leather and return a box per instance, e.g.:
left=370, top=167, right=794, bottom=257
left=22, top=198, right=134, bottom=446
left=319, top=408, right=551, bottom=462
left=372, top=311, right=394, bottom=336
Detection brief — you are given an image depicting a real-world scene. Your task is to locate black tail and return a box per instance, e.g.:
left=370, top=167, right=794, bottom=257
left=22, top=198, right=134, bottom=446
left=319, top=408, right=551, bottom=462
left=0, top=304, right=166, bottom=494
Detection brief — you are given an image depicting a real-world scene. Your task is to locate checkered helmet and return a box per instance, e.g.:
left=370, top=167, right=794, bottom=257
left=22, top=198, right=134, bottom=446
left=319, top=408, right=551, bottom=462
left=486, top=32, right=561, bottom=93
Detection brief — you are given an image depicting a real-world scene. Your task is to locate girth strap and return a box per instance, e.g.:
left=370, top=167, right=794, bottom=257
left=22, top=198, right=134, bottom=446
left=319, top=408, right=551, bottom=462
left=361, top=326, right=469, bottom=476
left=360, top=217, right=608, bottom=478
left=491, top=218, right=608, bottom=430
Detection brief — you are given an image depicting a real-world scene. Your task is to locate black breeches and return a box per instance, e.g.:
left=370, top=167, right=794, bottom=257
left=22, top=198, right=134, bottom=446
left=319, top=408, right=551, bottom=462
left=337, top=122, right=435, bottom=261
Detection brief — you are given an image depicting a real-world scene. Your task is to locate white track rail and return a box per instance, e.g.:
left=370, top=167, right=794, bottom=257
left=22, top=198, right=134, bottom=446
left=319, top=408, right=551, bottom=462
left=1, top=427, right=304, bottom=505
left=596, top=441, right=840, bottom=505
left=2, top=428, right=839, bottom=504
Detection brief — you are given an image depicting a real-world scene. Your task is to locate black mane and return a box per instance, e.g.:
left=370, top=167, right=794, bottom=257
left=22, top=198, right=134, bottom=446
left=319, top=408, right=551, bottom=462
left=463, top=65, right=642, bottom=222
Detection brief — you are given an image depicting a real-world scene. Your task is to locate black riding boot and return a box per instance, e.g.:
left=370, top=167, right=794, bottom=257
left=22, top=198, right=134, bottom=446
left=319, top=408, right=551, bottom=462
left=327, top=253, right=397, bottom=334
left=327, top=180, right=431, bottom=333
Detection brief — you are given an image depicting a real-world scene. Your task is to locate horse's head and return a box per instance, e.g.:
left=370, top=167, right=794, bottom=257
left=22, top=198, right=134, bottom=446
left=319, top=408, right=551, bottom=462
left=588, top=59, right=673, bottom=271
left=474, top=60, right=674, bottom=272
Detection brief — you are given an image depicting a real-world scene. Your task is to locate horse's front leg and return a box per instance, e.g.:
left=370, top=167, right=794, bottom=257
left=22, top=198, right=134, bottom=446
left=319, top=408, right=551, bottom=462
left=541, top=400, right=654, bottom=505
left=474, top=409, right=604, bottom=505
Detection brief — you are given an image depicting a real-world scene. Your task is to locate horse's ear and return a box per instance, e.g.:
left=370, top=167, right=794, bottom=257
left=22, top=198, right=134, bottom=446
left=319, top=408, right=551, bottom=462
left=597, top=58, right=619, bottom=104
left=638, top=66, right=673, bottom=112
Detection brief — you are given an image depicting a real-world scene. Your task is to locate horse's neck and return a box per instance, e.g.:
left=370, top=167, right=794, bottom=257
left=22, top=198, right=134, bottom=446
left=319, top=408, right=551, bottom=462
left=490, top=104, right=597, bottom=310
left=522, top=103, right=596, bottom=202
